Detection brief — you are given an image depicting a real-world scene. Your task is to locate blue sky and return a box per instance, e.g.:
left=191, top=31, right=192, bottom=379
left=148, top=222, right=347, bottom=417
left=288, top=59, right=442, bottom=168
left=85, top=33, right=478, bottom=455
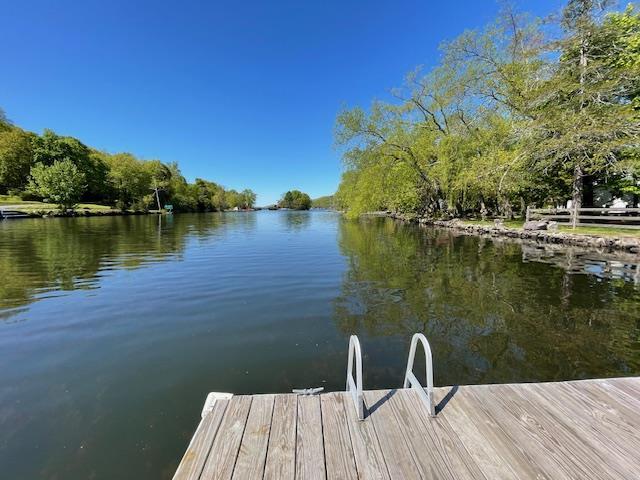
left=1, top=0, right=563, bottom=205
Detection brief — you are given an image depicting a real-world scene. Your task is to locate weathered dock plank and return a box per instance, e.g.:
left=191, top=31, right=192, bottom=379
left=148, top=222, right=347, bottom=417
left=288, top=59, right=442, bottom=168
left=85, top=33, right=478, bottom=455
left=363, top=390, right=422, bottom=479
left=344, top=390, right=390, bottom=480
left=200, top=395, right=252, bottom=480
left=432, top=387, right=521, bottom=480
left=231, top=394, right=274, bottom=479
left=174, top=377, right=640, bottom=480
left=320, top=392, right=358, bottom=479
left=174, top=399, right=229, bottom=480
left=295, top=395, right=326, bottom=480
left=263, top=394, right=297, bottom=480
left=393, top=389, right=486, bottom=480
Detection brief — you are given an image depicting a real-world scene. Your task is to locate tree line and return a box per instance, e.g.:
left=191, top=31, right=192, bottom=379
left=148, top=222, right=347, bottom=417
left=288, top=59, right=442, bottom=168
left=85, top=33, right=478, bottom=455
left=0, top=115, right=256, bottom=212
left=335, top=0, right=640, bottom=219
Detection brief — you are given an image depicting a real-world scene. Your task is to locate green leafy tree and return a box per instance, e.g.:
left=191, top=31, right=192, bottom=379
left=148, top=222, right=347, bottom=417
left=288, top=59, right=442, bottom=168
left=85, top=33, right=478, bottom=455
left=29, top=159, right=87, bottom=211
left=105, top=153, right=151, bottom=210
left=0, top=129, right=34, bottom=192
left=334, top=1, right=640, bottom=221
left=525, top=1, right=640, bottom=224
left=146, top=160, right=173, bottom=209
left=32, top=130, right=109, bottom=201
left=279, top=190, right=312, bottom=210
left=241, top=189, right=257, bottom=209
left=225, top=189, right=244, bottom=209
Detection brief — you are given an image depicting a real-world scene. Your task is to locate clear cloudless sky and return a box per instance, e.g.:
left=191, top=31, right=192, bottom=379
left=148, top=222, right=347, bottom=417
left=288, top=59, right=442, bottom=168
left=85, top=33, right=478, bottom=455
left=1, top=0, right=564, bottom=205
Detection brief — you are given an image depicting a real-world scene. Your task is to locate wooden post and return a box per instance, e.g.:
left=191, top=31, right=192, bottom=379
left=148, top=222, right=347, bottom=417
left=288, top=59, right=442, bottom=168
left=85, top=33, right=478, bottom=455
left=571, top=203, right=578, bottom=229
left=525, top=206, right=530, bottom=222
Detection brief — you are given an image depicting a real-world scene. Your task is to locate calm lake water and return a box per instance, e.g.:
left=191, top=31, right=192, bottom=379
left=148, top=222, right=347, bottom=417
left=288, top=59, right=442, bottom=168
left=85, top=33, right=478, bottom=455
left=1, top=211, right=639, bottom=479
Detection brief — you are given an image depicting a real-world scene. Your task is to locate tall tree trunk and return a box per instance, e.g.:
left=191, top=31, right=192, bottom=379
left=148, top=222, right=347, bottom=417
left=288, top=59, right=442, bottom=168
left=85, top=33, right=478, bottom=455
left=153, top=179, right=162, bottom=210
left=571, top=32, right=588, bottom=229
left=571, top=163, right=583, bottom=228
left=479, top=198, right=488, bottom=220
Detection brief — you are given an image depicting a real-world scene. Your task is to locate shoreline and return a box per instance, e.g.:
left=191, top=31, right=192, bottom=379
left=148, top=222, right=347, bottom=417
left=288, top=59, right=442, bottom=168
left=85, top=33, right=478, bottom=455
left=0, top=208, right=261, bottom=220
left=383, top=212, right=640, bottom=254
left=0, top=208, right=163, bottom=219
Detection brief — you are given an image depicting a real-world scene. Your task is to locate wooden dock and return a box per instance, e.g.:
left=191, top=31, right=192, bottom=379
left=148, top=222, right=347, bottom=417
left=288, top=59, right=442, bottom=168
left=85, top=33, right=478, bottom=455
left=174, top=376, right=640, bottom=479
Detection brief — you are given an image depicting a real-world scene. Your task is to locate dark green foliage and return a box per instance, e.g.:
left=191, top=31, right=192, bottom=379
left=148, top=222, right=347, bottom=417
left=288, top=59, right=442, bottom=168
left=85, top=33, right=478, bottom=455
left=0, top=116, right=256, bottom=212
left=279, top=190, right=312, bottom=210
left=0, top=129, right=34, bottom=192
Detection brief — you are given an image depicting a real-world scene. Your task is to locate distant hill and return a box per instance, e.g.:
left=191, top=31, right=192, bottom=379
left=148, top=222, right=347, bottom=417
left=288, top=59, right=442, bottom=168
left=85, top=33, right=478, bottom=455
left=311, top=195, right=336, bottom=209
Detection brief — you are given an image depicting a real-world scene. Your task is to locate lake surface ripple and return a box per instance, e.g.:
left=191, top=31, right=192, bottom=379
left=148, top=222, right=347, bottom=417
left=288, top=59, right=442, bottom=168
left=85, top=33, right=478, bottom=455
left=1, top=211, right=638, bottom=478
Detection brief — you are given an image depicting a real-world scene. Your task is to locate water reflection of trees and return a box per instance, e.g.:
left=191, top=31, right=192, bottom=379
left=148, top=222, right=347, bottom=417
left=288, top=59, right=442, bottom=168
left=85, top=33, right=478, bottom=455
left=0, top=213, right=242, bottom=315
left=334, top=217, right=640, bottom=385
left=279, top=211, right=312, bottom=231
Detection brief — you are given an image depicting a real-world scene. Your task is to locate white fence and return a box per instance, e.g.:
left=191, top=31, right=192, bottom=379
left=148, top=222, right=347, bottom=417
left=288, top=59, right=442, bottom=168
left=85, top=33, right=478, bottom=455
left=526, top=207, right=640, bottom=229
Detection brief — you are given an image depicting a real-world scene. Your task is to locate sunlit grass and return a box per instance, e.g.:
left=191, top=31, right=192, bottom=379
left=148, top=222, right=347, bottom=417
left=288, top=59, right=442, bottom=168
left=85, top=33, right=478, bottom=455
left=461, top=219, right=640, bottom=237
left=0, top=196, right=117, bottom=212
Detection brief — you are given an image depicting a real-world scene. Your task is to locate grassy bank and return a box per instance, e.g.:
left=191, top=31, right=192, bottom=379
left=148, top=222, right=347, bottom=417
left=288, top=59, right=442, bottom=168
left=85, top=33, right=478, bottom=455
left=0, top=195, right=136, bottom=215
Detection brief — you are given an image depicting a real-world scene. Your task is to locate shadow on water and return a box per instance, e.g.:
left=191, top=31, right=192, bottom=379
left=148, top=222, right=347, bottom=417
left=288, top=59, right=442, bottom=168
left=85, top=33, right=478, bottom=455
left=279, top=210, right=313, bottom=231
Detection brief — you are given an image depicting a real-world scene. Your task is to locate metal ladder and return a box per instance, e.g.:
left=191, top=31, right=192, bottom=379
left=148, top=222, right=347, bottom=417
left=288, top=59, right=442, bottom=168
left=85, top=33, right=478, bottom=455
left=346, top=335, right=364, bottom=420
left=403, top=333, right=436, bottom=416
left=345, top=332, right=436, bottom=420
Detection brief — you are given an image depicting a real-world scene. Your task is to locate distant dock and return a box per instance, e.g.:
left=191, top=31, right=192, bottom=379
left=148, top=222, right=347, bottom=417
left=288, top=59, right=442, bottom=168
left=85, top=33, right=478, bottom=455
left=174, top=335, right=640, bottom=479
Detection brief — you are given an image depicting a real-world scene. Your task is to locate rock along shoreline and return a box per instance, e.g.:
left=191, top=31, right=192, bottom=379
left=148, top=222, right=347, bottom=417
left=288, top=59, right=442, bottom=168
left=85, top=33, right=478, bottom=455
left=382, top=212, right=640, bottom=254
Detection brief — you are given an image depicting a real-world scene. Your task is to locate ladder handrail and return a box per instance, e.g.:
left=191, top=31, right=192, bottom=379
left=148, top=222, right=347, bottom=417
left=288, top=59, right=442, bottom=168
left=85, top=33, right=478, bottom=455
left=346, top=335, right=364, bottom=420
left=403, top=333, right=436, bottom=416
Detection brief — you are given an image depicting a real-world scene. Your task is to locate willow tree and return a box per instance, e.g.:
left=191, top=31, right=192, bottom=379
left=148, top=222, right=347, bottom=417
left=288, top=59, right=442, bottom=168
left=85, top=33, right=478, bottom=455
left=525, top=1, right=640, bottom=222
left=335, top=5, right=546, bottom=219
left=439, top=7, right=543, bottom=215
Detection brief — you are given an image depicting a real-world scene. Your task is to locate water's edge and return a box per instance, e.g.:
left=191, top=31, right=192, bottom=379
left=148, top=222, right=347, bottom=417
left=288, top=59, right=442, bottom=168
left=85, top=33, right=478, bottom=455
left=381, top=212, right=640, bottom=254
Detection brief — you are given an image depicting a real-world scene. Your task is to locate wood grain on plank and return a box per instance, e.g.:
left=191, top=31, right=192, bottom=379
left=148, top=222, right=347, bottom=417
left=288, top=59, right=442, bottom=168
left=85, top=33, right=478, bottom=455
left=466, top=385, right=589, bottom=480
left=232, top=394, right=275, bottom=479
left=591, top=379, right=640, bottom=411
left=529, top=381, right=640, bottom=463
left=320, top=392, right=358, bottom=480
left=518, top=383, right=638, bottom=478
left=200, top=395, right=252, bottom=480
left=610, top=377, right=640, bottom=398
left=173, top=399, right=229, bottom=480
left=264, top=394, right=297, bottom=480
left=296, top=395, right=326, bottom=480
left=344, top=389, right=390, bottom=480
left=432, top=387, right=520, bottom=480
left=363, top=390, right=421, bottom=480
left=449, top=386, right=553, bottom=479
left=393, top=389, right=486, bottom=480
left=498, top=384, right=629, bottom=479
